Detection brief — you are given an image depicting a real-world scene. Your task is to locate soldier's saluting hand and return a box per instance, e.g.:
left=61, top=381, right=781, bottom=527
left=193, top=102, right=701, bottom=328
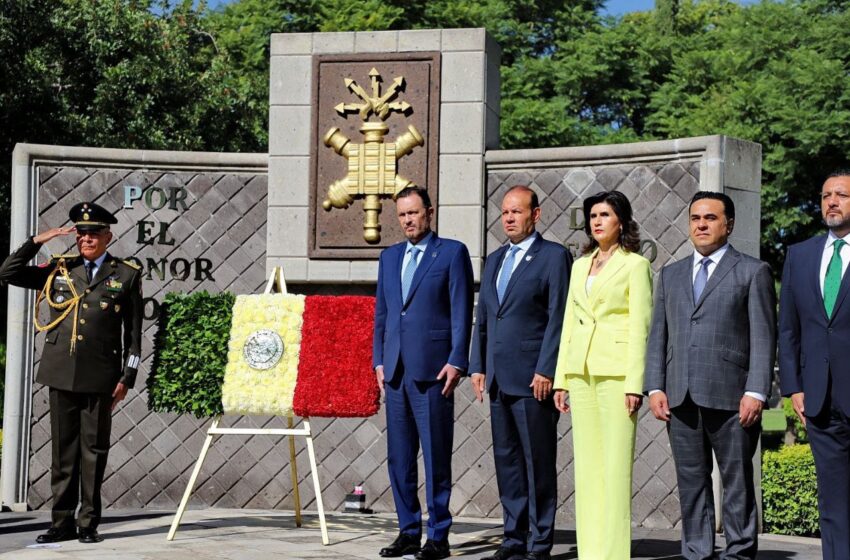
left=0, top=201, right=142, bottom=545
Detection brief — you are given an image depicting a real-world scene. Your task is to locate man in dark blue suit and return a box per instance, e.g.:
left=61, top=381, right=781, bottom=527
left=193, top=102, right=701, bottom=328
left=469, top=185, right=572, bottom=560
left=780, top=170, right=850, bottom=560
left=373, top=187, right=474, bottom=560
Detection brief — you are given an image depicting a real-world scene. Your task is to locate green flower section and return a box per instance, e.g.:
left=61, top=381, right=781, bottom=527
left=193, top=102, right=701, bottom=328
left=148, top=291, right=236, bottom=418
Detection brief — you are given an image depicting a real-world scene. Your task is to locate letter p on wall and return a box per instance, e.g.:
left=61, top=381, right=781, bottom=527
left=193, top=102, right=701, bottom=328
left=124, top=185, right=143, bottom=208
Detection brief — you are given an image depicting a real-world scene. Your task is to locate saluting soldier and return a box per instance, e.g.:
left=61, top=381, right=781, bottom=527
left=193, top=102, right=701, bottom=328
left=0, top=202, right=142, bottom=544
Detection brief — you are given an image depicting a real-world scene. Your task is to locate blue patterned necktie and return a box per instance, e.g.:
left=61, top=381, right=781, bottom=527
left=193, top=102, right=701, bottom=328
left=693, top=256, right=711, bottom=303
left=497, top=246, right=520, bottom=304
left=401, top=247, right=420, bottom=301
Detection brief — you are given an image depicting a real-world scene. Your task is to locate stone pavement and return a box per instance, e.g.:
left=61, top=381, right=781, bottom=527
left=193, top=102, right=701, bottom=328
left=0, top=509, right=822, bottom=559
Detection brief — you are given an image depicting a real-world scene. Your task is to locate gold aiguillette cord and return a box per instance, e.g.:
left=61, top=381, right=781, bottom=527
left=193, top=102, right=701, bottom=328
left=33, top=258, right=83, bottom=354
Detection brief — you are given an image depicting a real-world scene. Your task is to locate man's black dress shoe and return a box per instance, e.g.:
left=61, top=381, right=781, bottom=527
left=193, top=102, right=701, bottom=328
left=414, top=539, right=450, bottom=560
left=78, top=528, right=104, bottom=544
left=483, top=547, right=526, bottom=560
left=379, top=533, right=421, bottom=557
left=35, top=527, right=77, bottom=543
left=522, top=552, right=550, bottom=560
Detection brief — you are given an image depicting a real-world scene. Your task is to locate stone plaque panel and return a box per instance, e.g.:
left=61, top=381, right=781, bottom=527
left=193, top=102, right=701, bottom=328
left=310, top=52, right=441, bottom=258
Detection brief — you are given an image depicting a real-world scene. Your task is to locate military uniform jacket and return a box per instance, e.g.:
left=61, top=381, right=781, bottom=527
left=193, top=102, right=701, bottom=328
left=0, top=237, right=143, bottom=393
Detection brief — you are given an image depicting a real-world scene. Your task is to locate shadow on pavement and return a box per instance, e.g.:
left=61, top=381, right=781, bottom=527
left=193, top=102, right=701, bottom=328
left=0, top=516, right=37, bottom=526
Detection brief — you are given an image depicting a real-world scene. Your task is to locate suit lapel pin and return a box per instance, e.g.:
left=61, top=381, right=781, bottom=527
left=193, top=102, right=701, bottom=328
left=525, top=255, right=533, bottom=262
left=432, top=252, right=437, bottom=258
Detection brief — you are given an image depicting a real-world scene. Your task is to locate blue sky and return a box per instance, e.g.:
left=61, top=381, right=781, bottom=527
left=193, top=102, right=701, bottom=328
left=602, top=0, right=654, bottom=15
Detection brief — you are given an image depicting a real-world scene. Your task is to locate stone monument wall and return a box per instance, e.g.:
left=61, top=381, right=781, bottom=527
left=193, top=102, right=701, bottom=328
left=1, top=145, right=277, bottom=512
left=2, top=28, right=763, bottom=533
left=484, top=136, right=762, bottom=527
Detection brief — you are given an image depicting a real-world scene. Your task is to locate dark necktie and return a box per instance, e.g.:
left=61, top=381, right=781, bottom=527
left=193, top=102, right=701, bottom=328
left=85, top=261, right=94, bottom=283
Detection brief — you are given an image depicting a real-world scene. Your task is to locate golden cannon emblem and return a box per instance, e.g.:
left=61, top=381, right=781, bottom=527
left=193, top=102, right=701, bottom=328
left=322, top=67, right=425, bottom=243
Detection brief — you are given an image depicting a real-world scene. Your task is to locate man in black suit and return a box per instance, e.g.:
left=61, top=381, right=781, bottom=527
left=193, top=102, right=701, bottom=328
left=780, top=170, right=850, bottom=559
left=469, top=185, right=572, bottom=560
left=0, top=202, right=143, bottom=544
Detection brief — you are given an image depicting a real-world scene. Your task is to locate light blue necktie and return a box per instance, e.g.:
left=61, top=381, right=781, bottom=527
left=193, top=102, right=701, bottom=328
left=401, top=247, right=420, bottom=301
left=693, top=256, right=711, bottom=303
left=497, top=246, right=520, bottom=304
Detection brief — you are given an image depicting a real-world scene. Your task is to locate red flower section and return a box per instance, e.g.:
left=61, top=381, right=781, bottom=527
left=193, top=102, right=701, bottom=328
left=293, top=295, right=380, bottom=417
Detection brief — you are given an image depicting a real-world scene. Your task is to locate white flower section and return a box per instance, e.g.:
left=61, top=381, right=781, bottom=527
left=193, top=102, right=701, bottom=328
left=221, top=293, right=306, bottom=416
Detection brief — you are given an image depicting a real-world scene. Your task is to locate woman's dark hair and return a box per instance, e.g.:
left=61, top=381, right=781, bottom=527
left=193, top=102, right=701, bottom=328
left=582, top=190, right=641, bottom=255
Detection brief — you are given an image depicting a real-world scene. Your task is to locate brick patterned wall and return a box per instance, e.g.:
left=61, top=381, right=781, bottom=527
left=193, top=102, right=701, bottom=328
left=485, top=162, right=702, bottom=528
left=28, top=166, right=270, bottom=510
left=25, top=160, right=697, bottom=530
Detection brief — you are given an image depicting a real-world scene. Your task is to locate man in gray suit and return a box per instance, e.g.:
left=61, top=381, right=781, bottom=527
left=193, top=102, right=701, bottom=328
left=644, top=191, right=776, bottom=560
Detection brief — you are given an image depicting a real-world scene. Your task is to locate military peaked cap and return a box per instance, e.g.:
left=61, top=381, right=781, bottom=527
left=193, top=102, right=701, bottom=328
left=69, top=202, right=118, bottom=232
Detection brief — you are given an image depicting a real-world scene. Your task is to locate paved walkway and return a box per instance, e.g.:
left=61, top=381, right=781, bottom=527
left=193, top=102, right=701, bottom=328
left=0, top=509, right=822, bottom=559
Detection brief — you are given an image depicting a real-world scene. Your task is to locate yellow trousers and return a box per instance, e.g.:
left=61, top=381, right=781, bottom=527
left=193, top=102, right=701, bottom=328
left=567, top=374, right=636, bottom=560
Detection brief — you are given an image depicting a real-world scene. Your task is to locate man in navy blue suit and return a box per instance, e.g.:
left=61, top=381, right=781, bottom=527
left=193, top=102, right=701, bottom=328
left=373, top=187, right=474, bottom=560
left=469, top=185, right=572, bottom=560
left=780, top=170, right=850, bottom=560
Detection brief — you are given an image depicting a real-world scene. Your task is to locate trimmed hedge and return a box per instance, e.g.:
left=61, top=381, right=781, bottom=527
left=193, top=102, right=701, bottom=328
left=762, top=444, right=819, bottom=537
left=148, top=291, right=235, bottom=418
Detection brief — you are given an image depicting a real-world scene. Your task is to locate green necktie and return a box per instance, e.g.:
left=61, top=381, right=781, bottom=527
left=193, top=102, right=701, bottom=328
left=824, top=239, right=847, bottom=318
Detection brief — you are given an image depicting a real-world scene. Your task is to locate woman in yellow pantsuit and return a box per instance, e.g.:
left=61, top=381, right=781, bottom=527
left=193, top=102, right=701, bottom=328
left=553, top=190, right=652, bottom=560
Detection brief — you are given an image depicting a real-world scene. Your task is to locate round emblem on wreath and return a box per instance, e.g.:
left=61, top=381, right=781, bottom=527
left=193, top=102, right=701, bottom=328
left=243, top=329, right=284, bottom=370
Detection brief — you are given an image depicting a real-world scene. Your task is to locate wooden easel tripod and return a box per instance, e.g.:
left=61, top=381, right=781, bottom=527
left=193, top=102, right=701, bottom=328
left=166, top=267, right=329, bottom=544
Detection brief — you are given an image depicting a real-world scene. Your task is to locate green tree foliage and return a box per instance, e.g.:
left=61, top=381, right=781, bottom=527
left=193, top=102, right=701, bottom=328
left=0, top=0, right=266, bottom=358
left=0, top=0, right=265, bottom=253
left=500, top=0, right=850, bottom=267
left=642, top=0, right=850, bottom=266
left=4, top=0, right=850, bottom=273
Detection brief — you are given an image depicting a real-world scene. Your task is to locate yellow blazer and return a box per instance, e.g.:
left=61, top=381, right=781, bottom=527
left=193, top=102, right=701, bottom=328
left=553, top=248, right=653, bottom=394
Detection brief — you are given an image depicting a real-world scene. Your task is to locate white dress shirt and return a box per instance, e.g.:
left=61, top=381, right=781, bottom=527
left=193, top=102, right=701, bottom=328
left=819, top=231, right=850, bottom=295
left=400, top=231, right=433, bottom=284
left=496, top=231, right=538, bottom=281
left=585, top=276, right=595, bottom=294
left=691, top=244, right=729, bottom=283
